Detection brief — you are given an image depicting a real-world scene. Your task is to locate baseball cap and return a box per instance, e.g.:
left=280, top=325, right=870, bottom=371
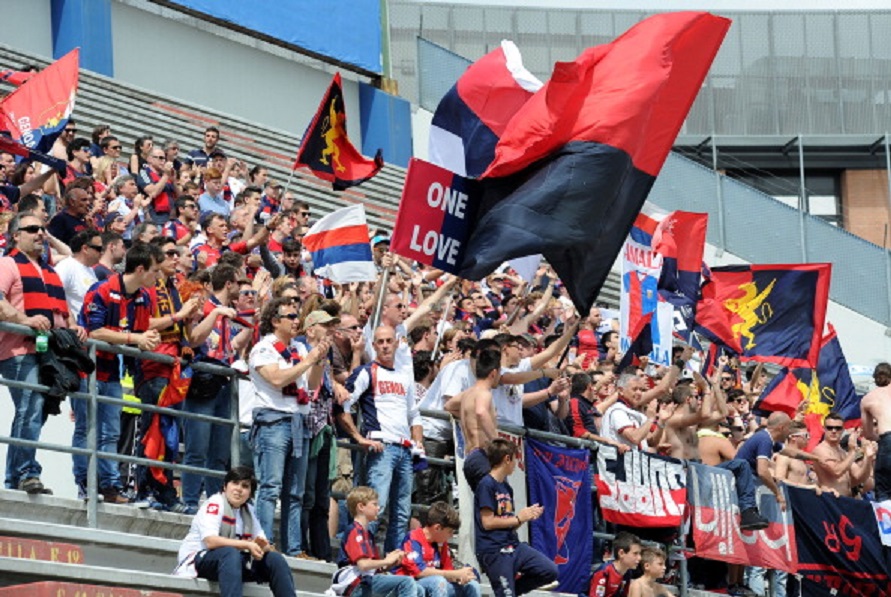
left=304, top=310, right=340, bottom=327
left=371, top=235, right=390, bottom=247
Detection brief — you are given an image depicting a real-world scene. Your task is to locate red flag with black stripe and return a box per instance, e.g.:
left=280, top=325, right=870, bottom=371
left=455, top=12, right=731, bottom=313
left=293, top=72, right=383, bottom=191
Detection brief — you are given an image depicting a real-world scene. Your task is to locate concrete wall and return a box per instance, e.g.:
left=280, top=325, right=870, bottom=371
left=841, top=169, right=890, bottom=248
left=110, top=0, right=362, bottom=142
left=0, top=0, right=54, bottom=59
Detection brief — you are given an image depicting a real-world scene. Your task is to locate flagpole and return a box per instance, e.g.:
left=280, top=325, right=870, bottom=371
left=431, top=290, right=457, bottom=362
left=282, top=167, right=297, bottom=198
left=370, top=267, right=391, bottom=331
left=556, top=321, right=581, bottom=368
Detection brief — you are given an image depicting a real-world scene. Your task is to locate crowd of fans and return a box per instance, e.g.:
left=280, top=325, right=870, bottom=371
left=0, top=121, right=889, bottom=597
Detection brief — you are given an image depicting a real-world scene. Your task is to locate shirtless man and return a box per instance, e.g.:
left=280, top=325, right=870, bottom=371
left=811, top=413, right=874, bottom=497
left=861, top=362, right=891, bottom=500
left=774, top=421, right=817, bottom=490
left=663, top=383, right=717, bottom=460
left=697, top=361, right=737, bottom=466
left=445, top=345, right=503, bottom=491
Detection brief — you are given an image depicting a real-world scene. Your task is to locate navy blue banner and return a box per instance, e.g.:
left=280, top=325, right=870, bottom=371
left=789, top=487, right=891, bottom=596
left=525, top=438, right=592, bottom=594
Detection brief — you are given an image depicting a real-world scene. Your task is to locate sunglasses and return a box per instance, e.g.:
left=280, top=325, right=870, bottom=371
left=790, top=433, right=810, bottom=439
left=164, top=249, right=180, bottom=257
left=390, top=303, right=405, bottom=309
left=87, top=244, right=103, bottom=251
left=721, top=377, right=734, bottom=382
left=109, top=145, right=122, bottom=150
left=65, top=128, right=77, bottom=133
left=734, top=398, right=747, bottom=403
left=339, top=325, right=362, bottom=331
left=300, top=211, right=310, bottom=217
left=825, top=425, right=844, bottom=431
left=240, top=289, right=258, bottom=296
left=721, top=431, right=732, bottom=438
left=276, top=313, right=299, bottom=320
left=18, top=225, right=46, bottom=234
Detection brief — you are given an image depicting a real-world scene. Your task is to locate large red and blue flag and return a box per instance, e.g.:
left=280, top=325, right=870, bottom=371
left=695, top=263, right=831, bottom=368
left=301, top=204, right=377, bottom=283
left=294, top=73, right=383, bottom=191
left=455, top=12, right=730, bottom=313
left=0, top=49, right=79, bottom=154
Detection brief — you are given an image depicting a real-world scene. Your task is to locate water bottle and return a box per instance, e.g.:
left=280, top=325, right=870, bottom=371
left=35, top=332, right=49, bottom=353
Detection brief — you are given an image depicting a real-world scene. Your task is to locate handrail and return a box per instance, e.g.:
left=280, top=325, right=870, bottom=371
left=0, top=320, right=240, bottom=527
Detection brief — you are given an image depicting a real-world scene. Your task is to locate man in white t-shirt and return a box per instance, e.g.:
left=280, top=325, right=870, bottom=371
left=54, top=230, right=101, bottom=315
left=601, top=372, right=661, bottom=451
left=248, top=297, right=330, bottom=556
left=491, top=320, right=577, bottom=427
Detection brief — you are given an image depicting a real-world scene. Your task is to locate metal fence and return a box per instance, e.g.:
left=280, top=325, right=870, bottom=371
left=0, top=321, right=239, bottom=528
left=395, top=4, right=891, bottom=137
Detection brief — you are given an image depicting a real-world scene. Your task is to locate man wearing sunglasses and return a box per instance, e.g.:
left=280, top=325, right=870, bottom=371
left=811, top=413, right=875, bottom=498
left=862, top=362, right=891, bottom=500
left=54, top=230, right=102, bottom=315
left=249, top=299, right=330, bottom=556
left=0, top=214, right=84, bottom=495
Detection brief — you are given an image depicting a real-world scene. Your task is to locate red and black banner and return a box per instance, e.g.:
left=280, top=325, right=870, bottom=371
left=293, top=72, right=383, bottom=191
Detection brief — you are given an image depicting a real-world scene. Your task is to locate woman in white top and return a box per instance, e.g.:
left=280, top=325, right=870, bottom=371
left=174, top=466, right=295, bottom=596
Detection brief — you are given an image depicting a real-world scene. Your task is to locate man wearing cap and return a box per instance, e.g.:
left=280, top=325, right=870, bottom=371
left=249, top=299, right=330, bottom=556
left=198, top=168, right=230, bottom=217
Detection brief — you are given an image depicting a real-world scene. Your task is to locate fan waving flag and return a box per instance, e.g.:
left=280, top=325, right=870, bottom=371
left=0, top=49, right=79, bottom=153
left=455, top=12, right=731, bottom=313
left=696, top=264, right=831, bottom=368
left=302, top=204, right=377, bottom=283
left=294, top=73, right=383, bottom=191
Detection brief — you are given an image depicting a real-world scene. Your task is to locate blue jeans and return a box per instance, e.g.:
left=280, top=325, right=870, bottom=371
left=1, top=354, right=44, bottom=488
left=417, top=576, right=481, bottom=597
left=477, top=544, right=558, bottom=597
left=359, top=574, right=419, bottom=597
left=366, top=444, right=413, bottom=552
left=195, top=546, right=295, bottom=597
left=72, top=378, right=123, bottom=490
left=717, top=459, right=756, bottom=511
left=181, top=382, right=232, bottom=507
left=252, top=414, right=310, bottom=555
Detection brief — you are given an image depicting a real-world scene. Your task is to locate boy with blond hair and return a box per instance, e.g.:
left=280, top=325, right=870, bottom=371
left=628, top=547, right=670, bottom=597
left=328, top=486, right=418, bottom=597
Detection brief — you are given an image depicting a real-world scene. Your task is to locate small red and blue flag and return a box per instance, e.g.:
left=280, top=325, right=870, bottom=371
left=301, top=204, right=377, bottom=283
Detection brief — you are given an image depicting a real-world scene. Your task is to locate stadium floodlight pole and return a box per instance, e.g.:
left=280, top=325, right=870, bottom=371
left=797, top=134, right=807, bottom=263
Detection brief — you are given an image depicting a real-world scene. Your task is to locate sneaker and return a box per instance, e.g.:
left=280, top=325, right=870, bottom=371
left=295, top=552, right=320, bottom=561
left=538, top=580, right=560, bottom=591
left=76, top=481, right=104, bottom=502
left=739, top=507, right=769, bottom=531
left=100, top=487, right=131, bottom=505
left=18, top=477, right=45, bottom=495
left=728, top=583, right=757, bottom=596
left=170, top=503, right=198, bottom=515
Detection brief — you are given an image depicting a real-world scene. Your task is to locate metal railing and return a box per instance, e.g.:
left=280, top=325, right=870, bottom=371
left=0, top=320, right=240, bottom=528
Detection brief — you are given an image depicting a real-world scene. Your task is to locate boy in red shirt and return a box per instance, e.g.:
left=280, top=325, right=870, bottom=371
left=589, top=532, right=642, bottom=597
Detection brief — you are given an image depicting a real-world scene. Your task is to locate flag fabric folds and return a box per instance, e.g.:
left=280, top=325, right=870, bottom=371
left=293, top=72, right=383, bottom=191
left=428, top=40, right=542, bottom=178
left=454, top=12, right=730, bottom=313
left=696, top=263, right=831, bottom=368
left=0, top=135, right=66, bottom=175
left=0, top=49, right=79, bottom=153
left=525, top=439, right=592, bottom=594
left=755, top=325, right=861, bottom=449
left=302, top=204, right=377, bottom=283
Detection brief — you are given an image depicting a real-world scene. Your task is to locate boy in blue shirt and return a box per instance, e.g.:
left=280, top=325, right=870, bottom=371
left=474, top=438, right=558, bottom=597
